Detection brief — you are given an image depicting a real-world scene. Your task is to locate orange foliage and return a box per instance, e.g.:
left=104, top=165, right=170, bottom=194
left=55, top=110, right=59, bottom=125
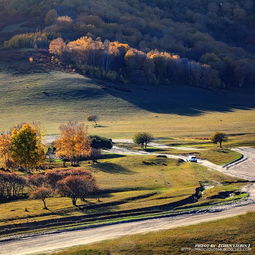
left=0, top=133, right=12, bottom=167
left=55, top=121, right=92, bottom=166
left=49, top=38, right=68, bottom=55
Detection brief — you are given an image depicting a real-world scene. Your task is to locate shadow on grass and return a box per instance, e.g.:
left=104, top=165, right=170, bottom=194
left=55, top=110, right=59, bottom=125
left=100, top=154, right=126, bottom=160
left=91, top=162, right=133, bottom=174
left=144, top=148, right=165, bottom=153
left=78, top=192, right=158, bottom=214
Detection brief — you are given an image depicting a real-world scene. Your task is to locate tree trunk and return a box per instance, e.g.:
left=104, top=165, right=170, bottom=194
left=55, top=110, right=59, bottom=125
left=42, top=199, right=48, bottom=210
left=219, top=141, right=222, bottom=148
left=72, top=197, right=77, bottom=206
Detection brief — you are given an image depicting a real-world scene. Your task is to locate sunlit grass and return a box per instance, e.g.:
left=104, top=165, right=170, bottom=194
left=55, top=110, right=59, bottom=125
left=0, top=155, right=241, bottom=228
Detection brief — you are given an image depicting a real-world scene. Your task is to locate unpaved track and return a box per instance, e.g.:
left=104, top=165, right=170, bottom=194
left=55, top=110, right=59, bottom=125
left=1, top=143, right=255, bottom=255
left=0, top=204, right=255, bottom=255
left=223, top=147, right=255, bottom=181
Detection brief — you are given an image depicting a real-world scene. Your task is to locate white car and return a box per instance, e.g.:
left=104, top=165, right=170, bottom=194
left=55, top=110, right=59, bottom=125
left=188, top=156, right=198, bottom=163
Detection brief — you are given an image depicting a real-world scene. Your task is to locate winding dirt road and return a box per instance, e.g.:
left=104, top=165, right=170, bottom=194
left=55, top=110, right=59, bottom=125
left=0, top=143, right=254, bottom=255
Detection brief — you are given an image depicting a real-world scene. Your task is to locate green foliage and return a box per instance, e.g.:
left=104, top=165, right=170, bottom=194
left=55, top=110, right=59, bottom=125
left=133, top=132, right=153, bottom=149
left=89, top=135, right=112, bottom=150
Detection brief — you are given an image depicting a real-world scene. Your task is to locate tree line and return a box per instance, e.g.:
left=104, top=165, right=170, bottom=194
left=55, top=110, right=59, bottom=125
left=1, top=0, right=255, bottom=88
left=49, top=36, right=221, bottom=88
left=0, top=169, right=97, bottom=208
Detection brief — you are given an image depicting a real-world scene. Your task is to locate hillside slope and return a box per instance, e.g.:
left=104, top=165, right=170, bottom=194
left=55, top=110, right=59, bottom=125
left=1, top=69, right=255, bottom=137
left=1, top=0, right=255, bottom=88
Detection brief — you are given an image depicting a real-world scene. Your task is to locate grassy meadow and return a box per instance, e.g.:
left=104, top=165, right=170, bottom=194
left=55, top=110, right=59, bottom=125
left=0, top=70, right=255, bottom=139
left=0, top=60, right=254, bottom=237
left=0, top=155, right=244, bottom=232
left=49, top=212, right=255, bottom=255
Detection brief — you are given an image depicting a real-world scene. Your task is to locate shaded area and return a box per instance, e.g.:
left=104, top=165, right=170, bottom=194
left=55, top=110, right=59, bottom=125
left=91, top=162, right=133, bottom=174
left=0, top=184, right=204, bottom=236
left=60, top=77, right=255, bottom=116
left=1, top=69, right=255, bottom=118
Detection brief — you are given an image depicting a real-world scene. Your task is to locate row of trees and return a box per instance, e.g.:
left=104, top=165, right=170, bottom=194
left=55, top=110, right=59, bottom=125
left=4, top=32, right=58, bottom=49
left=0, top=169, right=97, bottom=208
left=0, top=121, right=112, bottom=172
left=49, top=36, right=221, bottom=88
left=0, top=171, right=26, bottom=199
left=29, top=169, right=97, bottom=208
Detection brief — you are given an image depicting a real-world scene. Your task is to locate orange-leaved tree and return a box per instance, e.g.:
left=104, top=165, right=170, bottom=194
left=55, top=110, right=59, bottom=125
left=57, top=174, right=97, bottom=206
left=55, top=121, right=92, bottom=166
left=30, top=187, right=52, bottom=210
left=0, top=133, right=12, bottom=168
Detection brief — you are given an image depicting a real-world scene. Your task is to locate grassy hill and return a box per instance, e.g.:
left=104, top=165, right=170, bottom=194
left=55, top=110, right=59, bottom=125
left=1, top=69, right=255, bottom=138
left=1, top=0, right=255, bottom=89
left=0, top=155, right=244, bottom=235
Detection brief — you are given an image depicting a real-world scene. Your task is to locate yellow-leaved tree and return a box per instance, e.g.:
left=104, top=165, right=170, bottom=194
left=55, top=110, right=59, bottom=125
left=10, top=123, right=45, bottom=172
left=55, top=121, right=92, bottom=166
left=0, top=133, right=12, bottom=168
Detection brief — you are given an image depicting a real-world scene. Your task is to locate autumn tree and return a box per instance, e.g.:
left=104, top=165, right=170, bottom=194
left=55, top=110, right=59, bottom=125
left=0, top=171, right=26, bottom=199
left=49, top=38, right=68, bottom=56
left=30, top=187, right=52, bottom=209
left=133, top=132, right=153, bottom=149
left=28, top=174, right=46, bottom=188
left=0, top=133, right=12, bottom=168
left=46, top=169, right=92, bottom=190
left=87, top=115, right=98, bottom=127
left=55, top=121, right=92, bottom=166
left=57, top=175, right=97, bottom=206
left=211, top=132, right=228, bottom=148
left=10, top=123, right=45, bottom=171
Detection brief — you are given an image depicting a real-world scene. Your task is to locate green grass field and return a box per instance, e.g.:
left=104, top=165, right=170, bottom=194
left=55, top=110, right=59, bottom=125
left=49, top=212, right=255, bottom=255
left=0, top=60, right=254, bottom=237
left=1, top=70, right=255, bottom=139
left=0, top=156, right=243, bottom=230
left=118, top=142, right=242, bottom=165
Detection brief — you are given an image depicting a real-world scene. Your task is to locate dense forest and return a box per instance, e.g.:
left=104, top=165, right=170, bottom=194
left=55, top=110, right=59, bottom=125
left=1, top=0, right=255, bottom=88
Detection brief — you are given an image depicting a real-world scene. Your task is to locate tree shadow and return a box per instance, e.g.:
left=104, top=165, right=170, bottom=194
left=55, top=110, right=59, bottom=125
left=61, top=77, right=255, bottom=116
left=144, top=148, right=165, bottom=153
left=91, top=162, right=133, bottom=174
left=100, top=154, right=126, bottom=160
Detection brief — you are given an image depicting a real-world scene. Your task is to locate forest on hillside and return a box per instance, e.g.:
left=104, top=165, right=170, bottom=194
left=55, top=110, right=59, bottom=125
left=1, top=0, right=255, bottom=88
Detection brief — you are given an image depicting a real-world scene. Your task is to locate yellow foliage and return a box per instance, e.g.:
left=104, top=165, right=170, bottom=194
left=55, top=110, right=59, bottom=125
left=0, top=133, right=12, bottom=166
left=10, top=123, right=45, bottom=170
left=55, top=121, right=92, bottom=166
